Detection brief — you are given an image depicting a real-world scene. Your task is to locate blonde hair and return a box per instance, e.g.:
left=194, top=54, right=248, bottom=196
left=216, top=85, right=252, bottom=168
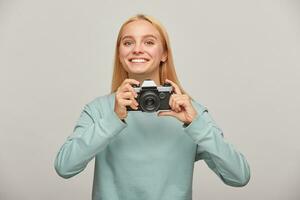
left=110, top=14, right=190, bottom=97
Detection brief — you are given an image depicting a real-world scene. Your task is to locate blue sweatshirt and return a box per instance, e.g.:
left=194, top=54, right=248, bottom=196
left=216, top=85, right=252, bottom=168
left=54, top=93, right=250, bottom=200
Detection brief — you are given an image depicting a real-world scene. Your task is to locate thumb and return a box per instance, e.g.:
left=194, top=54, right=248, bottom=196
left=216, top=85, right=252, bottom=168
left=158, top=110, right=176, bottom=117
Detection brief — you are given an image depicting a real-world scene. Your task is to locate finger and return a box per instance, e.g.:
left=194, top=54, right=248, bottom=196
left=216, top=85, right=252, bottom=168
left=158, top=110, right=175, bottom=116
left=119, top=83, right=131, bottom=92
left=175, top=102, right=181, bottom=112
left=173, top=95, right=185, bottom=105
left=119, top=78, right=139, bottom=92
left=158, top=110, right=179, bottom=119
left=169, top=94, right=174, bottom=110
left=172, top=96, right=176, bottom=111
left=165, top=79, right=182, bottom=95
left=120, top=92, right=139, bottom=106
left=119, top=99, right=132, bottom=106
left=122, top=78, right=140, bottom=86
left=174, top=94, right=188, bottom=109
left=171, top=94, right=180, bottom=112
left=174, top=100, right=185, bottom=112
left=120, top=83, right=138, bottom=97
left=120, top=99, right=138, bottom=110
left=124, top=94, right=139, bottom=108
left=173, top=101, right=181, bottom=112
left=120, top=91, right=133, bottom=98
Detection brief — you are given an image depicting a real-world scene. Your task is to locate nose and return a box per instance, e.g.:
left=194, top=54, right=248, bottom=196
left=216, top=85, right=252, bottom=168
left=132, top=42, right=144, bottom=54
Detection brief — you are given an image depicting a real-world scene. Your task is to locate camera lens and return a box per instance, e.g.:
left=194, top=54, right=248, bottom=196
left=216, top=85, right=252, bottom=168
left=145, top=98, right=154, bottom=106
left=140, top=91, right=160, bottom=112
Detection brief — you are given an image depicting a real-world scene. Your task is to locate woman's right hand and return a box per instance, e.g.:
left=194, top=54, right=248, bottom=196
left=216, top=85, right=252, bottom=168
left=114, top=79, right=140, bottom=120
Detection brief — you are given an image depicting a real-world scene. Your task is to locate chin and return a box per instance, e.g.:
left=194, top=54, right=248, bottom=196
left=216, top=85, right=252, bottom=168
left=128, top=69, right=149, bottom=75
left=126, top=63, right=153, bottom=73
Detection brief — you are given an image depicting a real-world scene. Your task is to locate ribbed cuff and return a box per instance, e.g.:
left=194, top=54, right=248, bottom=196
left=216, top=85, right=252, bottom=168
left=183, top=113, right=209, bottom=143
left=97, top=111, right=128, bottom=138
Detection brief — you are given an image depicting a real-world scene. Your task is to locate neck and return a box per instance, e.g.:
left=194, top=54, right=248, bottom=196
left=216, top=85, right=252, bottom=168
left=128, top=71, right=161, bottom=86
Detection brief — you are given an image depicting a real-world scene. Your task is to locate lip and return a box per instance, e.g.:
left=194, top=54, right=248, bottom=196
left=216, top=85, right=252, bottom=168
left=128, top=57, right=150, bottom=62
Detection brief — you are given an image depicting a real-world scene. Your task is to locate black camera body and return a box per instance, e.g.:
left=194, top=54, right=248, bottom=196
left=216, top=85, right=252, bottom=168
left=126, top=79, right=173, bottom=112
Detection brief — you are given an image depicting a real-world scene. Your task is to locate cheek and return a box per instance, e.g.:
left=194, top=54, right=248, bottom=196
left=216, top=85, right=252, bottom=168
left=119, top=47, right=130, bottom=59
left=150, top=47, right=164, bottom=59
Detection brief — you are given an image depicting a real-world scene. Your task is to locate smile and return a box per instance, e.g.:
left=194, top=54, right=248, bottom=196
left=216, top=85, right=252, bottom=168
left=129, top=58, right=149, bottom=63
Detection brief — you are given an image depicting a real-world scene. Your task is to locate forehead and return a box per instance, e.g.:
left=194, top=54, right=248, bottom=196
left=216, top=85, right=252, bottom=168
left=121, top=20, right=161, bottom=39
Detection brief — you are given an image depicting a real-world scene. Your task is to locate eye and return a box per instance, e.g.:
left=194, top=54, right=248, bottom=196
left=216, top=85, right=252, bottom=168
left=123, top=40, right=134, bottom=46
left=145, top=40, right=155, bottom=45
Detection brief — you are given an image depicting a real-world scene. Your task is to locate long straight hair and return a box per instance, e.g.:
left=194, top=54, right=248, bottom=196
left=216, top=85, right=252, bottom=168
left=110, top=14, right=190, bottom=97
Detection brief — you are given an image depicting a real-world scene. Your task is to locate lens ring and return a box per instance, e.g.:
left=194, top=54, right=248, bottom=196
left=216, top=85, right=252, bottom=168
left=159, top=92, right=166, bottom=99
left=140, top=91, right=160, bottom=112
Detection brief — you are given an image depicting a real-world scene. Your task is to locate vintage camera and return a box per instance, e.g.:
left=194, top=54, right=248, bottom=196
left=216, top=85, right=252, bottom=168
left=126, top=79, right=173, bottom=112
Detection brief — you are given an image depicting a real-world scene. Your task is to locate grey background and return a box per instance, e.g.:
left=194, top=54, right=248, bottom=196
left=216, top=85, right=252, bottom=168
left=0, top=0, right=299, bottom=199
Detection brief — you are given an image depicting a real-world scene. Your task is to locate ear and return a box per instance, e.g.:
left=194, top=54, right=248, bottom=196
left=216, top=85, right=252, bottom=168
left=161, top=51, right=167, bottom=62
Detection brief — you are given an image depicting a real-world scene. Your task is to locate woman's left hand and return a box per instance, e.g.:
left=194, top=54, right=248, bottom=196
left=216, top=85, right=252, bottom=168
left=158, top=79, right=198, bottom=124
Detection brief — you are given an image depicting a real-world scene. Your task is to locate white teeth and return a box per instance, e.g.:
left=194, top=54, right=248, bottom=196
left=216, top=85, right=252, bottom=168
left=131, top=59, right=148, bottom=63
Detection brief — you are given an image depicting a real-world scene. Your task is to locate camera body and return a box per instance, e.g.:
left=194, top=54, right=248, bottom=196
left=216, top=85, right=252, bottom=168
left=126, top=79, right=173, bottom=112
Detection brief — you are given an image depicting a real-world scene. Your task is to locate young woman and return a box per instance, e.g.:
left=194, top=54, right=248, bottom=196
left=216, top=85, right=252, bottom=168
left=54, top=14, right=250, bottom=200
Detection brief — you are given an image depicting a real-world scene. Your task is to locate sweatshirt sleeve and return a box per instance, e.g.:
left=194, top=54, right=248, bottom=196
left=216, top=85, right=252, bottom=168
left=54, top=103, right=127, bottom=179
left=183, top=102, right=250, bottom=187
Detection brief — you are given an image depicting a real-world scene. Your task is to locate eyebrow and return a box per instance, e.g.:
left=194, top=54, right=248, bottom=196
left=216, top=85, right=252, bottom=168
left=121, top=34, right=158, bottom=41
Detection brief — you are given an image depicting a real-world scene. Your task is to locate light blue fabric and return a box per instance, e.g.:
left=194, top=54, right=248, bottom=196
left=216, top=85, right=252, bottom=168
left=54, top=93, right=250, bottom=200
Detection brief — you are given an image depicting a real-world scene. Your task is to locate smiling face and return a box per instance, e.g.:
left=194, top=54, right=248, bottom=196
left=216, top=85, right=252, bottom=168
left=118, top=20, right=167, bottom=84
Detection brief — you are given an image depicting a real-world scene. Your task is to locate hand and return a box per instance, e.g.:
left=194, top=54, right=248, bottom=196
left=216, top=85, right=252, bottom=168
left=114, top=79, right=140, bottom=120
left=158, top=79, right=198, bottom=124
